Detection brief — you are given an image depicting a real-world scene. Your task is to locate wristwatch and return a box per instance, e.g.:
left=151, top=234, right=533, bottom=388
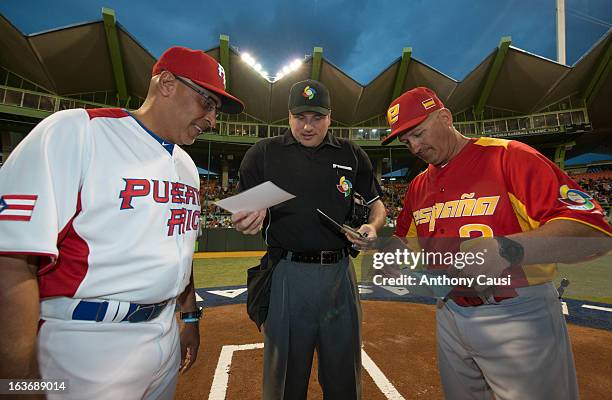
left=180, top=307, right=203, bottom=323
left=495, top=237, right=524, bottom=266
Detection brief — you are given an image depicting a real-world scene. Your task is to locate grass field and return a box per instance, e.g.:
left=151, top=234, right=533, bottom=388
left=193, top=253, right=612, bottom=304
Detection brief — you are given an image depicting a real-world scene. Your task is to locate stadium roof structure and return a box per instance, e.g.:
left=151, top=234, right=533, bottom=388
left=1, top=9, right=611, bottom=135
left=197, top=166, right=218, bottom=176
left=382, top=167, right=409, bottom=178
left=565, top=152, right=612, bottom=166
left=0, top=10, right=155, bottom=104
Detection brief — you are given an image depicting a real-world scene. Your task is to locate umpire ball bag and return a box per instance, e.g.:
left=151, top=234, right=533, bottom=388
left=246, top=247, right=286, bottom=330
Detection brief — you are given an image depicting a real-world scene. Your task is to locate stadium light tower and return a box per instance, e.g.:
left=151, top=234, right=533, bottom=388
left=240, top=51, right=271, bottom=81
left=556, top=0, right=566, bottom=65
left=273, top=58, right=304, bottom=82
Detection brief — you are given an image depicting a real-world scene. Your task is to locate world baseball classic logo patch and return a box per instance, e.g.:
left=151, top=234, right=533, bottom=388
left=0, top=194, right=38, bottom=221
left=337, top=176, right=352, bottom=198
left=302, top=85, right=316, bottom=100
left=558, top=185, right=595, bottom=211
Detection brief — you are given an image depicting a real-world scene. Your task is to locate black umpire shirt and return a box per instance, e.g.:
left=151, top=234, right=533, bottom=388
left=238, top=129, right=381, bottom=252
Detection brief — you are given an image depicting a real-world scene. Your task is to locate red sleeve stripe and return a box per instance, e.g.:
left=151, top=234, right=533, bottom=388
left=4, top=204, right=35, bottom=210
left=0, top=215, right=31, bottom=221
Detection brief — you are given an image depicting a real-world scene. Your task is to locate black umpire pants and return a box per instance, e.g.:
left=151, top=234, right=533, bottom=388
left=262, top=256, right=362, bottom=400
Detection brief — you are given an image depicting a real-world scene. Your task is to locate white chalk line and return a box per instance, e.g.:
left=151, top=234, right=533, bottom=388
left=208, top=343, right=405, bottom=400
left=581, top=304, right=612, bottom=313
left=361, top=348, right=406, bottom=400
left=208, top=343, right=264, bottom=400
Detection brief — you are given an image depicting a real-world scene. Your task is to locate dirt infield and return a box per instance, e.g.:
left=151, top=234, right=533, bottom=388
left=176, top=301, right=612, bottom=400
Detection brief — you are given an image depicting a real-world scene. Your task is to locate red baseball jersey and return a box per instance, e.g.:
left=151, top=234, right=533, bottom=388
left=395, top=137, right=611, bottom=303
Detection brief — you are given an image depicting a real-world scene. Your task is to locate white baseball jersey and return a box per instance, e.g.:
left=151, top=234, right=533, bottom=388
left=0, top=108, right=200, bottom=304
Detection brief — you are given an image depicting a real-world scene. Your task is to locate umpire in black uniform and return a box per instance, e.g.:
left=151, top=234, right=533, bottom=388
left=232, top=79, right=385, bottom=399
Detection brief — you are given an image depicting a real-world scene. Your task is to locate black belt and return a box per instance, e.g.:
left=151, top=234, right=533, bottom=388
left=287, top=248, right=350, bottom=265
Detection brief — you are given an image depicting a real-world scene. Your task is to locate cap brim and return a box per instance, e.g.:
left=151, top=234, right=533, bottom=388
left=290, top=105, right=331, bottom=115
left=192, top=79, right=245, bottom=114
left=381, top=114, right=429, bottom=145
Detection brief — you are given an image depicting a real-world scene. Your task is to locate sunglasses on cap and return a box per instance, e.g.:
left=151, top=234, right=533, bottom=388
left=173, top=74, right=222, bottom=117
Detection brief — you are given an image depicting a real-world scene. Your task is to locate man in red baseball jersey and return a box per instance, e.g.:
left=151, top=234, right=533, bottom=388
left=383, top=87, right=611, bottom=399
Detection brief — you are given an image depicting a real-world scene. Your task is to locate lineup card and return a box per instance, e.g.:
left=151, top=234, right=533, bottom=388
left=214, top=181, right=295, bottom=213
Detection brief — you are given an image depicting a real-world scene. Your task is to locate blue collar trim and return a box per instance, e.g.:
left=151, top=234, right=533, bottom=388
left=125, top=109, right=175, bottom=155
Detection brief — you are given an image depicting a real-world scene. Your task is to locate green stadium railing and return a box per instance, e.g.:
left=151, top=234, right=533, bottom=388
left=1, top=85, right=592, bottom=142
left=0, top=84, right=110, bottom=117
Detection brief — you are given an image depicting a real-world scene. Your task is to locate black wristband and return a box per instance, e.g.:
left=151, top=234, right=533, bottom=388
left=495, top=237, right=524, bottom=266
left=180, top=307, right=203, bottom=321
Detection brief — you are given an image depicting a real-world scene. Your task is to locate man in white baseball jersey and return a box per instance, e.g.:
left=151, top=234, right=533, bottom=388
left=0, top=46, right=244, bottom=399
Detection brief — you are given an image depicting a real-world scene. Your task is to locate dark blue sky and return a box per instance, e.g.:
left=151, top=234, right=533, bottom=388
left=1, top=0, right=610, bottom=84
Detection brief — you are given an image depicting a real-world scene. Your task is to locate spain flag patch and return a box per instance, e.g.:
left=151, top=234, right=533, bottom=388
left=422, top=98, right=436, bottom=110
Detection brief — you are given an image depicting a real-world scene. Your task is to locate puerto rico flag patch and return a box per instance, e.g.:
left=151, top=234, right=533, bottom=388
left=0, top=195, right=38, bottom=221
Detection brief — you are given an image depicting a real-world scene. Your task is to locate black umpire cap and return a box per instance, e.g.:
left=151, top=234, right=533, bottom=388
left=288, top=79, right=331, bottom=115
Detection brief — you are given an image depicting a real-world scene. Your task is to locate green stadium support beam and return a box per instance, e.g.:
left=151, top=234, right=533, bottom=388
left=554, top=144, right=566, bottom=170
left=311, top=47, right=323, bottom=81
left=581, top=37, right=612, bottom=107
left=474, top=37, right=512, bottom=121
left=219, top=35, right=231, bottom=92
left=102, top=8, right=129, bottom=107
left=540, top=141, right=576, bottom=169
left=391, top=47, right=412, bottom=102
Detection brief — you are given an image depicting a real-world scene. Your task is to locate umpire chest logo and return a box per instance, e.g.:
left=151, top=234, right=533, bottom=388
left=337, top=176, right=352, bottom=198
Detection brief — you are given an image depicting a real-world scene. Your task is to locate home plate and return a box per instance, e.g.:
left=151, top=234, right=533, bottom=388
left=208, top=288, right=248, bottom=299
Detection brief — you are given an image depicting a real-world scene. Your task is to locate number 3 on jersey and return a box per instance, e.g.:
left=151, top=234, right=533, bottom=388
left=459, top=223, right=494, bottom=238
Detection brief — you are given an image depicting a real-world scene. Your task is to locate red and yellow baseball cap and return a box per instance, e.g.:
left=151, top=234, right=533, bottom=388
left=381, top=86, right=444, bottom=145
left=152, top=46, right=244, bottom=114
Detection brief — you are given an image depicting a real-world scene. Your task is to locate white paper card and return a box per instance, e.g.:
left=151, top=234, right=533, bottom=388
left=213, top=181, right=295, bottom=213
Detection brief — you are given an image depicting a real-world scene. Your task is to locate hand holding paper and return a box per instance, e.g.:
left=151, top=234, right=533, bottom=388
left=215, top=181, right=295, bottom=213
left=217, top=182, right=295, bottom=235
left=232, top=210, right=267, bottom=234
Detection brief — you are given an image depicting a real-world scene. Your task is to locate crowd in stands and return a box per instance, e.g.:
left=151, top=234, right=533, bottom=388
left=569, top=171, right=612, bottom=212
left=199, top=179, right=238, bottom=228
left=197, top=175, right=612, bottom=229
left=380, top=183, right=408, bottom=228
left=197, top=179, right=410, bottom=229
left=577, top=177, right=611, bottom=207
